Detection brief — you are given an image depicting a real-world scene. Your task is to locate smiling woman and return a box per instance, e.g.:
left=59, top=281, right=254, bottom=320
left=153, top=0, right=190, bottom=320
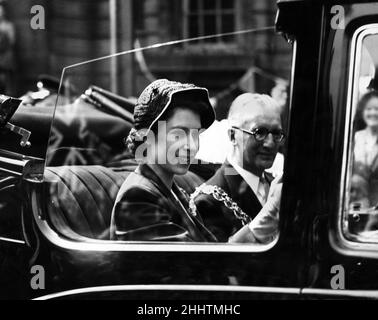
left=353, top=91, right=378, bottom=207
left=110, top=79, right=218, bottom=242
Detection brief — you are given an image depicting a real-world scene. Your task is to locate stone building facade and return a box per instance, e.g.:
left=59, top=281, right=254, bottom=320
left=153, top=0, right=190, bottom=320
left=5, top=0, right=291, bottom=115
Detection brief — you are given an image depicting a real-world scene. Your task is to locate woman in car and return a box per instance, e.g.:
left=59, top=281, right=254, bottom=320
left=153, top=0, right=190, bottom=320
left=353, top=90, right=378, bottom=207
left=110, top=79, right=217, bottom=242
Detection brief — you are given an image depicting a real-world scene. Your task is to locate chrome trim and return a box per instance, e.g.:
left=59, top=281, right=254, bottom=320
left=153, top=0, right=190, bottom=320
left=33, top=284, right=302, bottom=300
left=289, top=39, right=297, bottom=116
left=331, top=24, right=378, bottom=257
left=0, top=237, right=25, bottom=245
left=33, top=284, right=378, bottom=300
left=0, top=149, right=44, bottom=183
left=301, top=288, right=378, bottom=299
left=31, top=188, right=279, bottom=253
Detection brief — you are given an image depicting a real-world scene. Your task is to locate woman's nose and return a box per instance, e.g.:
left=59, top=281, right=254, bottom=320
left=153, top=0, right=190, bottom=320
left=185, top=134, right=199, bottom=152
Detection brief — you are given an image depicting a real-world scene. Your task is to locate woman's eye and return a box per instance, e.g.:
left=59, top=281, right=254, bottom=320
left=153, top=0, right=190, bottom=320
left=190, top=130, right=200, bottom=140
left=168, top=129, right=180, bottom=136
left=168, top=130, right=185, bottom=141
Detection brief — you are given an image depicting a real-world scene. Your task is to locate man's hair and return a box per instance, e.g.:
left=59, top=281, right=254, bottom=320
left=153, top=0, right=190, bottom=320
left=227, top=93, right=280, bottom=128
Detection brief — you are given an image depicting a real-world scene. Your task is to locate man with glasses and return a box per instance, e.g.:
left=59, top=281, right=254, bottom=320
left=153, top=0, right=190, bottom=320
left=190, top=93, right=284, bottom=243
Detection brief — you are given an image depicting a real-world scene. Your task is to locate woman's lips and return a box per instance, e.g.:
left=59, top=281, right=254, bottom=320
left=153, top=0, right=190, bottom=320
left=178, top=156, right=193, bottom=163
left=366, top=117, right=378, bottom=124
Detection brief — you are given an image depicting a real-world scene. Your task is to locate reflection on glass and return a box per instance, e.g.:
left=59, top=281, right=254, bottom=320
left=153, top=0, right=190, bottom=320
left=42, top=29, right=291, bottom=244
left=348, top=33, right=378, bottom=237
left=185, top=0, right=236, bottom=43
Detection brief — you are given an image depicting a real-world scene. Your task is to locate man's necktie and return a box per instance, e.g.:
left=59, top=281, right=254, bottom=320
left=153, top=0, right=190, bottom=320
left=257, top=174, right=269, bottom=205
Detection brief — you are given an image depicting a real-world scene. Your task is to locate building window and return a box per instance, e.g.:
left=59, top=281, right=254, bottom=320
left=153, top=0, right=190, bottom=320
left=183, top=0, right=237, bottom=43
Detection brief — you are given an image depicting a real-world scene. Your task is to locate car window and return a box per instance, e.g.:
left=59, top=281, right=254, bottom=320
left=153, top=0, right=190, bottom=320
left=344, top=25, right=378, bottom=241
left=41, top=28, right=292, bottom=248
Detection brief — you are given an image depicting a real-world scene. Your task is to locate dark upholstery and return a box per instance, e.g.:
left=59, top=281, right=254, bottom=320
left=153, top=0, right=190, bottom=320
left=44, top=164, right=204, bottom=240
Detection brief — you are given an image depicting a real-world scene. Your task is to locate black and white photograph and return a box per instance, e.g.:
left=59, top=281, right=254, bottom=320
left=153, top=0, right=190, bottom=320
left=0, top=0, right=377, bottom=306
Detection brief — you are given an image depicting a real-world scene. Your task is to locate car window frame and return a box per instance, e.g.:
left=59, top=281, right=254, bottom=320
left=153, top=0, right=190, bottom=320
left=31, top=27, right=293, bottom=254
left=31, top=185, right=279, bottom=252
left=333, top=23, right=378, bottom=257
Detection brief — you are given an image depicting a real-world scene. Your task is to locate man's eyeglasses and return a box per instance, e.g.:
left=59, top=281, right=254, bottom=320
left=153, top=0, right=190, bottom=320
left=232, top=126, right=286, bottom=143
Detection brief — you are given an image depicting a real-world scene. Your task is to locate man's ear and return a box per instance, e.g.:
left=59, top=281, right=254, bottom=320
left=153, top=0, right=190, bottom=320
left=228, top=128, right=237, bottom=145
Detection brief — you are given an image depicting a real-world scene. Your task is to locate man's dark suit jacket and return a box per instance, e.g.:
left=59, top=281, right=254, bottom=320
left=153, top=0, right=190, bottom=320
left=194, top=161, right=272, bottom=242
left=110, top=164, right=217, bottom=242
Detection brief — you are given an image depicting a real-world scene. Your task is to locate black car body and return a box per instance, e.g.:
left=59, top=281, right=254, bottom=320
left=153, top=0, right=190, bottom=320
left=1, top=0, right=378, bottom=299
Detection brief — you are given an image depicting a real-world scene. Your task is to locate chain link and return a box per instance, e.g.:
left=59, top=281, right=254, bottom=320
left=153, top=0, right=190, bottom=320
left=177, top=186, right=198, bottom=217
left=189, top=184, right=251, bottom=225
